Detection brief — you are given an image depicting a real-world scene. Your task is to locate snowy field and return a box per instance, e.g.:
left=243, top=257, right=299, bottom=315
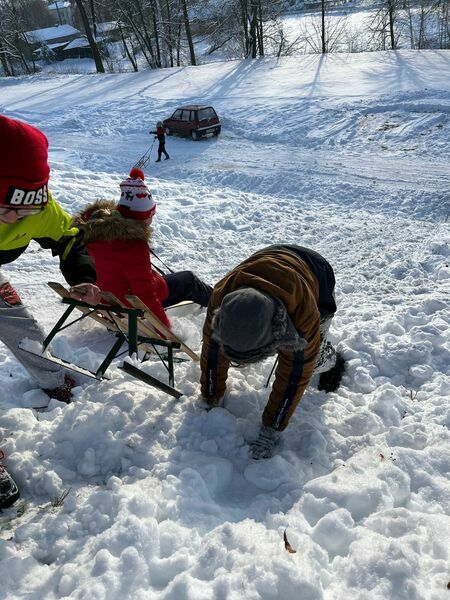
left=0, top=50, right=449, bottom=599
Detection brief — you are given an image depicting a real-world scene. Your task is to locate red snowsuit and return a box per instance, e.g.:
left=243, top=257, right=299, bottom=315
left=72, top=200, right=170, bottom=327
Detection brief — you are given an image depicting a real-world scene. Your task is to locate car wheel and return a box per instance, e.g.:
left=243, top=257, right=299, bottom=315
left=166, top=127, right=172, bottom=136
left=213, top=126, right=221, bottom=136
left=191, top=130, right=199, bottom=141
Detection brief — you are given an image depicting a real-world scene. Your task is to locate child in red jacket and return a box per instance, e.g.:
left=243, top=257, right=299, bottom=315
left=73, top=168, right=211, bottom=328
left=150, top=121, right=170, bottom=162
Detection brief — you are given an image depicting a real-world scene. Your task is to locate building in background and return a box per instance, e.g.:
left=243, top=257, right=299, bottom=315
left=48, top=1, right=75, bottom=26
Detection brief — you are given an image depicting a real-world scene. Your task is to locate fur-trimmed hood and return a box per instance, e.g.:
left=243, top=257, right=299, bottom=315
left=72, top=199, right=152, bottom=244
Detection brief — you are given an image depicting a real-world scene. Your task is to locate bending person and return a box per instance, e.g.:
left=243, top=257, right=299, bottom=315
left=200, top=244, right=345, bottom=460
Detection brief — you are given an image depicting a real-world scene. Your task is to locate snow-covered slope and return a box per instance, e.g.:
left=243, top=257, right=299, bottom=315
left=0, top=51, right=449, bottom=599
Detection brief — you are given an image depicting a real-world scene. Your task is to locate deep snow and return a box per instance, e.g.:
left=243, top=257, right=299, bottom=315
left=0, top=50, right=449, bottom=599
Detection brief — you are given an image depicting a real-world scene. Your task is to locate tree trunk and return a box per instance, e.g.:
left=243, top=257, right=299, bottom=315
left=0, top=37, right=13, bottom=76
left=388, top=1, right=396, bottom=49
left=321, top=0, right=327, bottom=53
left=240, top=0, right=250, bottom=56
left=257, top=0, right=264, bottom=56
left=250, top=1, right=258, bottom=58
left=165, top=0, right=174, bottom=67
left=134, top=0, right=157, bottom=66
left=176, top=22, right=182, bottom=66
left=15, top=34, right=31, bottom=74
left=118, top=21, right=138, bottom=71
left=150, top=0, right=162, bottom=68
left=181, top=0, right=196, bottom=66
left=74, top=0, right=105, bottom=72
left=406, top=0, right=415, bottom=48
left=89, top=0, right=97, bottom=37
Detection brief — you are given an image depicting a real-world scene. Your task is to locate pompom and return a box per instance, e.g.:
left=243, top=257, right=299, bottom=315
left=129, top=167, right=145, bottom=180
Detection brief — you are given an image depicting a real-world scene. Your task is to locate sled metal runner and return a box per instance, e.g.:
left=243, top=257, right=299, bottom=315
left=119, top=362, right=182, bottom=399
left=18, top=343, right=111, bottom=381
left=133, top=138, right=156, bottom=169
left=37, top=282, right=190, bottom=397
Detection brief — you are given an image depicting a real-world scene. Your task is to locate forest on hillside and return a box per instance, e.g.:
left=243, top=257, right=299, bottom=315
left=0, top=0, right=449, bottom=76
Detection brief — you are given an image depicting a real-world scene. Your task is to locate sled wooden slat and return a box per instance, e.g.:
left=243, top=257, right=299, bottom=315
left=125, top=294, right=200, bottom=361
left=49, top=282, right=159, bottom=356
left=166, top=300, right=194, bottom=311
left=46, top=282, right=195, bottom=394
left=100, top=291, right=162, bottom=340
left=48, top=282, right=121, bottom=332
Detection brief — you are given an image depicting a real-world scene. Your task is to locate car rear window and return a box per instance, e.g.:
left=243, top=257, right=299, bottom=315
left=198, top=107, right=217, bottom=121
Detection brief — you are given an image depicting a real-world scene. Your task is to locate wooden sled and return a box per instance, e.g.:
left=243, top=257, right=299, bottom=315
left=24, top=282, right=200, bottom=398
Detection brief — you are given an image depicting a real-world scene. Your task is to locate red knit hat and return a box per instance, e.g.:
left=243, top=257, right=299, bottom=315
left=117, top=168, right=156, bottom=220
left=0, top=115, right=50, bottom=208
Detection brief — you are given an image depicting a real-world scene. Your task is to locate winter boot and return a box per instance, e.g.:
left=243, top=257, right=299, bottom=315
left=250, top=425, right=282, bottom=460
left=155, top=158, right=161, bottom=162
left=0, top=452, right=20, bottom=509
left=164, top=156, right=170, bottom=160
left=318, top=352, right=345, bottom=393
left=43, top=375, right=75, bottom=404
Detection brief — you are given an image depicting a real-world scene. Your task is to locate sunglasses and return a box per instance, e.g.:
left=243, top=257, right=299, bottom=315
left=0, top=206, right=44, bottom=217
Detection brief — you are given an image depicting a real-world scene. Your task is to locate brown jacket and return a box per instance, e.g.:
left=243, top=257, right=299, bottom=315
left=201, top=246, right=326, bottom=431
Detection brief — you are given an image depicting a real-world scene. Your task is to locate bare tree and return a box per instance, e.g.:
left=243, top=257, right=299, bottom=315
left=181, top=0, right=196, bottom=64
left=74, top=0, right=105, bottom=71
left=300, top=7, right=348, bottom=54
left=117, top=19, right=138, bottom=70
left=367, top=0, right=403, bottom=50
left=0, top=0, right=47, bottom=76
left=193, top=0, right=285, bottom=60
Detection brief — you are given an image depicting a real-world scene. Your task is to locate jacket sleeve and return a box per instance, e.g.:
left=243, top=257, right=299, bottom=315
left=124, top=241, right=170, bottom=328
left=262, top=304, right=321, bottom=431
left=200, top=296, right=230, bottom=401
left=35, top=196, right=96, bottom=286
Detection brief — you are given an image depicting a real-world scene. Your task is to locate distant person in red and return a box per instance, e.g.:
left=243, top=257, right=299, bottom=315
left=150, top=121, right=170, bottom=162
left=73, top=168, right=211, bottom=330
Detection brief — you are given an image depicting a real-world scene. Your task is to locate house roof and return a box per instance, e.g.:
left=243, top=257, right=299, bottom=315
left=48, top=1, right=71, bottom=9
left=47, top=42, right=70, bottom=50
left=64, top=37, right=91, bottom=50
left=25, top=24, right=79, bottom=44
left=95, top=21, right=119, bottom=34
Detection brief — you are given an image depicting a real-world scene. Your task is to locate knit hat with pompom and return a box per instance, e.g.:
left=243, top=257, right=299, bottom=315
left=118, top=168, right=156, bottom=220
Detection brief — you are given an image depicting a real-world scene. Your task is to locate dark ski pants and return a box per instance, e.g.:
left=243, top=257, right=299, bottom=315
left=162, top=271, right=212, bottom=308
left=157, top=141, right=169, bottom=160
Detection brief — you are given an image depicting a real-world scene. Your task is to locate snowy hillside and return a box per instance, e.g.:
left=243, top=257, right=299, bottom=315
left=0, top=50, right=449, bottom=599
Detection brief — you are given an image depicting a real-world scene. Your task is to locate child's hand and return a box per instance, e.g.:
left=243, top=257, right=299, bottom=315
left=69, top=283, right=101, bottom=305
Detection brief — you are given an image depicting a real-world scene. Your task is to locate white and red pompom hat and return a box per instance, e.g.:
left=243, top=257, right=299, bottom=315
left=117, top=168, right=156, bottom=220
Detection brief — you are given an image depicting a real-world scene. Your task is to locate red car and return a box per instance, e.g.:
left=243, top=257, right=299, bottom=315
left=163, top=105, right=221, bottom=140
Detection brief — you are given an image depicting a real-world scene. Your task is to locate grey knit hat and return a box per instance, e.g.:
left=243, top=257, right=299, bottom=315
left=211, top=287, right=308, bottom=364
